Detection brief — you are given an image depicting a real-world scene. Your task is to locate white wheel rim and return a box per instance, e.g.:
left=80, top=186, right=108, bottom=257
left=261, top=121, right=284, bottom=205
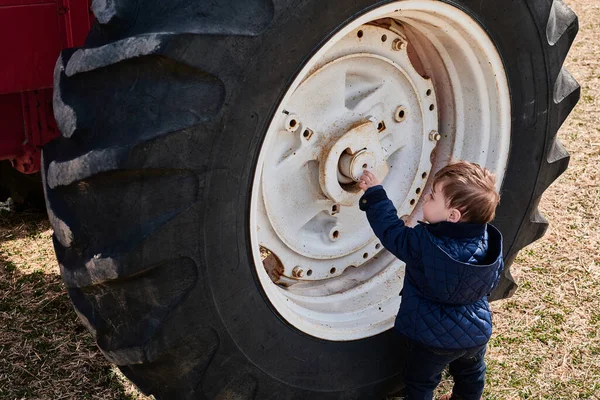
left=250, top=0, right=510, bottom=341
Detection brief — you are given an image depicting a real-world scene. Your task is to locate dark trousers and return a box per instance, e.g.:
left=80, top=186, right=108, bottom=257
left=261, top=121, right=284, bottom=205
left=402, top=338, right=487, bottom=400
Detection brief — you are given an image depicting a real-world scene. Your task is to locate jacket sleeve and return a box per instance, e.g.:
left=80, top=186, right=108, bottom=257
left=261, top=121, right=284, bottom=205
left=359, top=186, right=422, bottom=262
left=489, top=256, right=505, bottom=294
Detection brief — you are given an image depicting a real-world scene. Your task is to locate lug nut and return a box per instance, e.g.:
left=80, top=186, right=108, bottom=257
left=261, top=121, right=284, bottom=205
left=392, top=38, right=407, bottom=51
left=292, top=266, right=304, bottom=278
left=429, top=130, right=441, bottom=141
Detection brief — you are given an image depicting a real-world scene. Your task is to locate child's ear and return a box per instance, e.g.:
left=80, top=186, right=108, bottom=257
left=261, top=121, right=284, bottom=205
left=447, top=208, right=462, bottom=223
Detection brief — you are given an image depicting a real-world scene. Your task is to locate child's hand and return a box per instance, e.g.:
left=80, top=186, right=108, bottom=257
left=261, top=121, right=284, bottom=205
left=359, top=170, right=380, bottom=191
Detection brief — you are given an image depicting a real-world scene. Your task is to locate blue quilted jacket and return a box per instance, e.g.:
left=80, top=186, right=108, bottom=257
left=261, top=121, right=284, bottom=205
left=360, top=186, right=504, bottom=349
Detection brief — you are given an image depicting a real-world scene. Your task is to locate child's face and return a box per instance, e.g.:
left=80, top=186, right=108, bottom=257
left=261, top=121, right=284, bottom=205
left=423, top=182, right=460, bottom=223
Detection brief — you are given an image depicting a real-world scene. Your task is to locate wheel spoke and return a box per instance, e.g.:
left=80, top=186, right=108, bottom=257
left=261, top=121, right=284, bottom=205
left=344, top=70, right=386, bottom=112
left=379, top=126, right=413, bottom=161
left=291, top=63, right=349, bottom=129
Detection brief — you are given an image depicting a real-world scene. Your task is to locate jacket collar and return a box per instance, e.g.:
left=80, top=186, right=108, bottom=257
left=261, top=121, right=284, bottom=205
left=419, top=221, right=486, bottom=239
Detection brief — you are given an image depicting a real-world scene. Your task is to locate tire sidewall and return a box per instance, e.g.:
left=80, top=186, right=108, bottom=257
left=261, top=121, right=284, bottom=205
left=202, top=0, right=550, bottom=391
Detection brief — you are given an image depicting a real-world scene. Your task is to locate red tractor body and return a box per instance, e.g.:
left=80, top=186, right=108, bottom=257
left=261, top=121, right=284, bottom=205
left=0, top=0, right=92, bottom=174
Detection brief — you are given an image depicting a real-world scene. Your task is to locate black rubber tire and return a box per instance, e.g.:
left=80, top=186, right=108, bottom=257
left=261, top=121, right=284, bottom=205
left=43, top=0, right=580, bottom=398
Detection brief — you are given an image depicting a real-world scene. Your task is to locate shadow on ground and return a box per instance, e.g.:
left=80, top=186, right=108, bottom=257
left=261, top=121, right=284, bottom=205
left=0, top=210, right=144, bottom=399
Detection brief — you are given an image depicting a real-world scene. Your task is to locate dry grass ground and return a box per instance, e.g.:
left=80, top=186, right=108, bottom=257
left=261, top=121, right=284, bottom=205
left=0, top=212, right=150, bottom=399
left=0, top=0, right=598, bottom=398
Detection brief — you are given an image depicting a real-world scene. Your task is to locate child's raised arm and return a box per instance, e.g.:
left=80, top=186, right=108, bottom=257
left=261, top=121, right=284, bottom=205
left=359, top=171, right=421, bottom=262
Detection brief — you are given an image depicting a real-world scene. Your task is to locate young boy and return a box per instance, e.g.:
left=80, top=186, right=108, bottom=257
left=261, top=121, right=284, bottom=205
left=359, top=161, right=504, bottom=400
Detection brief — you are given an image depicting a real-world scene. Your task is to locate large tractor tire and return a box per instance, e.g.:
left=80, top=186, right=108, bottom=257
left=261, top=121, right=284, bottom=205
left=43, top=0, right=579, bottom=398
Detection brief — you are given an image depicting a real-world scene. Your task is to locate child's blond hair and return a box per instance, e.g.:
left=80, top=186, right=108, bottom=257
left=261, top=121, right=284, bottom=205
left=433, top=161, right=500, bottom=224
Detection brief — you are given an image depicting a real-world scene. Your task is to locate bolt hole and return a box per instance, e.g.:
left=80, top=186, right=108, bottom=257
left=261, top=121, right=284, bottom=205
left=289, top=119, right=297, bottom=127
left=381, top=34, right=387, bottom=42
left=333, top=230, right=339, bottom=239
left=303, top=129, right=310, bottom=138
left=416, top=188, right=421, bottom=194
left=357, top=30, right=363, bottom=38
left=377, top=122, right=383, bottom=130
left=307, top=269, right=313, bottom=276
left=410, top=199, right=416, bottom=205
left=362, top=163, right=368, bottom=169
left=429, top=104, right=435, bottom=111
left=422, top=172, right=428, bottom=179
left=375, top=243, right=381, bottom=250
left=426, top=89, right=432, bottom=96
left=332, top=204, right=338, bottom=213
left=363, top=253, right=369, bottom=259
left=394, top=107, right=406, bottom=122
left=330, top=268, right=336, bottom=274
